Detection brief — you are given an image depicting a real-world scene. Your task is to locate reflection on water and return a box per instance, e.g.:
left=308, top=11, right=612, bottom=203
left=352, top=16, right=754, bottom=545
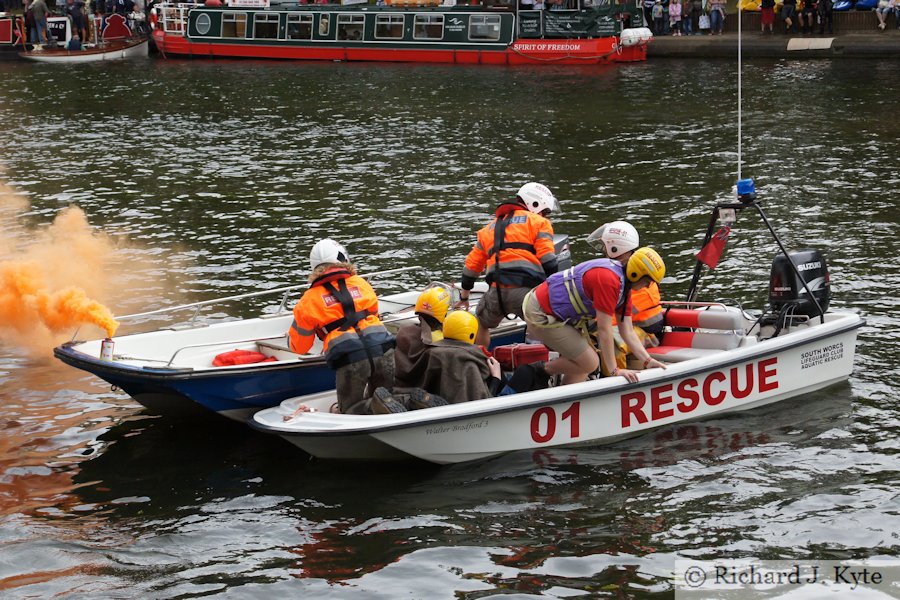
left=0, top=57, right=897, bottom=597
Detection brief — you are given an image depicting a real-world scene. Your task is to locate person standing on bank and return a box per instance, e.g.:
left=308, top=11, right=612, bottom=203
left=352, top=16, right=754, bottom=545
left=288, top=239, right=395, bottom=415
left=458, top=182, right=560, bottom=347
left=760, top=0, right=776, bottom=33
left=818, top=0, right=834, bottom=34
left=523, top=246, right=669, bottom=385
left=29, top=0, right=51, bottom=46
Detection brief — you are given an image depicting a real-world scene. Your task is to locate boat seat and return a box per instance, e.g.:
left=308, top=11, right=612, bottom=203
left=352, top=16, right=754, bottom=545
left=663, top=307, right=745, bottom=330
left=648, top=306, right=747, bottom=363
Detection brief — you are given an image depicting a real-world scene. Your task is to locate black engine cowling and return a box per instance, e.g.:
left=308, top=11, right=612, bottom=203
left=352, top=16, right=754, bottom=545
left=769, top=249, right=831, bottom=316
left=553, top=234, right=572, bottom=271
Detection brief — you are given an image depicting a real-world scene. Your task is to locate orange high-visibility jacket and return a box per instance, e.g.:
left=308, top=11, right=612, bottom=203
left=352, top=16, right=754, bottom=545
left=610, top=282, right=663, bottom=333
left=631, top=281, right=663, bottom=333
left=289, top=269, right=394, bottom=369
left=462, top=206, right=557, bottom=290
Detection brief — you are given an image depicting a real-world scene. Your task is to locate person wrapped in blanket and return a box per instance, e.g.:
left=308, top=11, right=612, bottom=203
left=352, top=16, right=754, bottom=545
left=523, top=246, right=668, bottom=385
left=392, top=285, right=450, bottom=390
left=372, top=310, right=508, bottom=413
left=286, top=238, right=395, bottom=416
left=586, top=221, right=665, bottom=370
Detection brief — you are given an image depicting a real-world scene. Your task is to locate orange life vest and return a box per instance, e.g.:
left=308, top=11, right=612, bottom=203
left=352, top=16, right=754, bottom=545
left=463, top=205, right=557, bottom=289
left=289, top=269, right=394, bottom=368
left=631, top=282, right=664, bottom=333
left=610, top=282, right=663, bottom=331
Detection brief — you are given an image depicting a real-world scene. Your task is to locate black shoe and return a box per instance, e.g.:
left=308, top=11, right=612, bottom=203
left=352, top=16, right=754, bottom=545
left=533, top=361, right=552, bottom=388
left=508, top=362, right=551, bottom=393
left=408, top=388, right=449, bottom=410
left=371, top=387, right=408, bottom=414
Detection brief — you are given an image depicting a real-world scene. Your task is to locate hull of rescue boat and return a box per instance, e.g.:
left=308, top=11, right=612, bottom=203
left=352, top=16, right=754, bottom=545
left=54, top=341, right=334, bottom=419
left=250, top=311, right=863, bottom=464
left=54, top=315, right=526, bottom=421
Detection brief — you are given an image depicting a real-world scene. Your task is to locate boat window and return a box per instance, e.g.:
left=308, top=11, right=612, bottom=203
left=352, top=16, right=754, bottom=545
left=413, top=14, right=443, bottom=40
left=195, top=13, right=212, bottom=35
left=469, top=14, right=501, bottom=40
left=222, top=12, right=247, bottom=38
left=318, top=14, right=330, bottom=36
left=336, top=14, right=365, bottom=40
left=286, top=14, right=313, bottom=39
left=253, top=13, right=279, bottom=39
left=375, top=14, right=404, bottom=39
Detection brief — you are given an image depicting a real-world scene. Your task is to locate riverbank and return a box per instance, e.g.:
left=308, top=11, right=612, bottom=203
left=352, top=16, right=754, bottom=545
left=649, top=30, right=900, bottom=58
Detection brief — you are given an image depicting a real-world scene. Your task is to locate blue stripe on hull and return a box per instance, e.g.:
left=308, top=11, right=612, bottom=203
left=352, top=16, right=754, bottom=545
left=55, top=326, right=526, bottom=416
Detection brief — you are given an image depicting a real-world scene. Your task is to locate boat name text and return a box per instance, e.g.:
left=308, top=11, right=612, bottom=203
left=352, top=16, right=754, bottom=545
left=620, top=358, right=779, bottom=428
left=800, top=342, right=843, bottom=370
left=516, top=42, right=583, bottom=52
left=425, top=419, right=488, bottom=435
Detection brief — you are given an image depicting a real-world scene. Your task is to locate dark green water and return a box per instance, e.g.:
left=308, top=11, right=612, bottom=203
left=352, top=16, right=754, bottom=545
left=0, top=56, right=897, bottom=597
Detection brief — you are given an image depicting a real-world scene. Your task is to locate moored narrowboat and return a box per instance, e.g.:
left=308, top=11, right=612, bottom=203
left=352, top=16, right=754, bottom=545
left=150, top=0, right=651, bottom=64
left=0, top=13, right=24, bottom=58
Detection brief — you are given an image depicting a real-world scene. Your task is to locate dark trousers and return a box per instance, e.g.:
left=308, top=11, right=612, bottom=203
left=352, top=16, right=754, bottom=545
left=336, top=349, right=395, bottom=414
left=818, top=10, right=833, bottom=33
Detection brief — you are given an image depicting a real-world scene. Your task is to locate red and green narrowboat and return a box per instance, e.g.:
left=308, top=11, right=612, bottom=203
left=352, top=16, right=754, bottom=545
left=150, top=0, right=652, bottom=64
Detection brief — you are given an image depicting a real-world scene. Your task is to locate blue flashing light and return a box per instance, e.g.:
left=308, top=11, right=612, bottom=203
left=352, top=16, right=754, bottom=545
left=737, top=178, right=756, bottom=197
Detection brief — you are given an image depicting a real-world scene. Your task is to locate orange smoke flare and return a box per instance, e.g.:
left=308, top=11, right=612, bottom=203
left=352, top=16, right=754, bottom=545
left=0, top=199, right=120, bottom=353
left=1, top=263, right=119, bottom=338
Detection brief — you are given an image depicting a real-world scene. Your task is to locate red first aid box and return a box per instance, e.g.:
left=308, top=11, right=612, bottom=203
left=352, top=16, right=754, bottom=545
left=493, top=343, right=549, bottom=371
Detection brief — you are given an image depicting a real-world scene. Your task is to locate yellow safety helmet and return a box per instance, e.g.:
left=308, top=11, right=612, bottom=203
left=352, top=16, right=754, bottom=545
left=626, top=247, right=666, bottom=283
left=414, top=286, right=451, bottom=324
left=442, top=311, right=479, bottom=344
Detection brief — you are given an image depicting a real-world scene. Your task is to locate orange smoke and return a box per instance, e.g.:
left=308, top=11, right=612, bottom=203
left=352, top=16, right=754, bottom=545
left=1, top=263, right=119, bottom=337
left=0, top=189, right=119, bottom=354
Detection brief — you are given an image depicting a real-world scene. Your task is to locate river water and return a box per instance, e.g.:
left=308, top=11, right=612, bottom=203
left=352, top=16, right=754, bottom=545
left=0, top=56, right=897, bottom=598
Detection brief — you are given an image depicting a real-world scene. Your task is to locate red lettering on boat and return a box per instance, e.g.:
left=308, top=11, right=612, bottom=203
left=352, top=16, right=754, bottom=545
left=530, top=407, right=556, bottom=443
left=759, top=357, right=778, bottom=392
left=619, top=358, right=782, bottom=428
left=621, top=392, right=648, bottom=427
left=676, top=378, right=700, bottom=413
left=651, top=383, right=674, bottom=420
left=703, top=371, right=727, bottom=406
left=730, top=363, right=754, bottom=399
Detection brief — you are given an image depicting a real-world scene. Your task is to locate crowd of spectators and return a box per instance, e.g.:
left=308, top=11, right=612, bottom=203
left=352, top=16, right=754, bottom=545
left=12, top=0, right=153, bottom=46
left=640, top=0, right=898, bottom=34
left=642, top=0, right=727, bottom=34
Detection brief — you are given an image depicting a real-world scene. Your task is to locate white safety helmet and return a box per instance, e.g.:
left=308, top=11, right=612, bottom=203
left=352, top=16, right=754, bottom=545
left=516, top=182, right=560, bottom=216
left=309, top=238, right=350, bottom=271
left=586, top=220, right=640, bottom=259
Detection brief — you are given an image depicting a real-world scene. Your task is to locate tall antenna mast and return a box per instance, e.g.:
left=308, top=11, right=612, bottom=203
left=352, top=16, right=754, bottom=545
left=737, top=5, right=742, bottom=183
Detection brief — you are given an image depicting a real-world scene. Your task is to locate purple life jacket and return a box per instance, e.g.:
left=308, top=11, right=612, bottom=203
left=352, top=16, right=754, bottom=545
left=546, top=259, right=625, bottom=323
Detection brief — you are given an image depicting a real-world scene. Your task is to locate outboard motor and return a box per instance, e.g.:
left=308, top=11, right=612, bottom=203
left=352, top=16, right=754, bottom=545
left=769, top=249, right=831, bottom=317
left=553, top=233, right=572, bottom=271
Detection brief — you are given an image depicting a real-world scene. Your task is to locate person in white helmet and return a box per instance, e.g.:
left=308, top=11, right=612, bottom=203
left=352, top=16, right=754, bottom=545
left=459, top=182, right=560, bottom=346
left=523, top=246, right=669, bottom=385
left=587, top=221, right=665, bottom=336
left=287, top=239, right=395, bottom=415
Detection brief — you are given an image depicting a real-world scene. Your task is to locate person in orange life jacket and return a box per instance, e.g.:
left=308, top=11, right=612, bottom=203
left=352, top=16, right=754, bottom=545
left=587, top=221, right=664, bottom=336
left=458, top=182, right=560, bottom=347
left=287, top=239, right=395, bottom=415
left=522, top=246, right=668, bottom=385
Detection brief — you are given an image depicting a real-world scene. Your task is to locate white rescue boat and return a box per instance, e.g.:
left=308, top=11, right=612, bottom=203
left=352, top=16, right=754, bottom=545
left=250, top=184, right=864, bottom=464
left=251, top=307, right=861, bottom=464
